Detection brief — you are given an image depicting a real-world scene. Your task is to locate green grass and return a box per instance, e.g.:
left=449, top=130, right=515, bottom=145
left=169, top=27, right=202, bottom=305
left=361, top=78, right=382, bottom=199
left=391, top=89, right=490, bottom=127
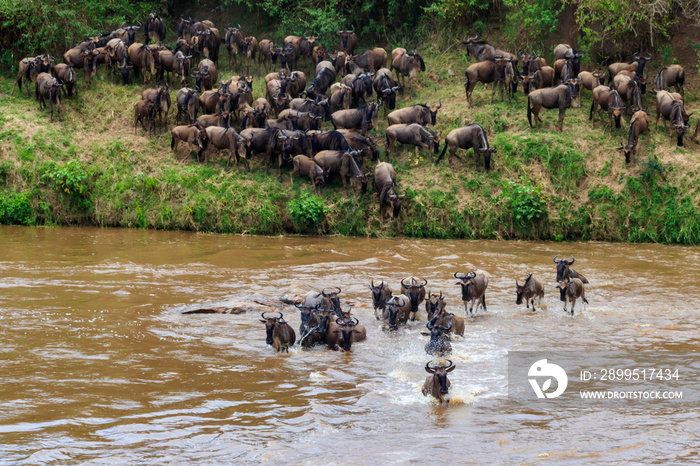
left=1, top=41, right=699, bottom=243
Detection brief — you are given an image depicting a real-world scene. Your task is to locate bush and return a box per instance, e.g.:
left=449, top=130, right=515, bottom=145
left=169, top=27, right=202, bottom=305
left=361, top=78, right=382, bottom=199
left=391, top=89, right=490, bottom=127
left=500, top=179, right=547, bottom=231
left=41, top=159, right=95, bottom=211
left=0, top=191, right=33, bottom=225
left=287, top=191, right=328, bottom=232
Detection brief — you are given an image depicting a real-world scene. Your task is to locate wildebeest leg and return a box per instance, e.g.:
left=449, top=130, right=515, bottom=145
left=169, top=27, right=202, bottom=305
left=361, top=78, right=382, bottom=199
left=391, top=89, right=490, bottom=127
left=481, top=293, right=486, bottom=313
left=558, top=108, right=566, bottom=132
left=571, top=298, right=576, bottom=316
left=277, top=154, right=284, bottom=181
left=491, top=82, right=497, bottom=104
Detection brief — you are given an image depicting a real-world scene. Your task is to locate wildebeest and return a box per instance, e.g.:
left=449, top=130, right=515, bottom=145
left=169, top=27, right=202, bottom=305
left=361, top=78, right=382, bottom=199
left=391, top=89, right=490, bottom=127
left=454, top=271, right=488, bottom=317
left=336, top=129, right=380, bottom=161
left=198, top=28, right=221, bottom=64
left=337, top=28, right=357, bottom=55
left=134, top=99, right=158, bottom=136
left=195, top=59, right=217, bottom=91
left=242, top=35, right=257, bottom=73
left=374, top=162, right=404, bottom=219
left=118, top=61, right=134, bottom=85
left=279, top=43, right=297, bottom=70
left=558, top=278, right=589, bottom=315
left=502, top=58, right=518, bottom=101
left=552, top=44, right=584, bottom=75
left=333, top=316, right=366, bottom=351
left=176, top=86, right=200, bottom=124
left=387, top=102, right=440, bottom=126
left=400, top=276, right=427, bottom=321
left=611, top=74, right=642, bottom=112
left=515, top=274, right=544, bottom=312
left=305, top=64, right=337, bottom=100
left=342, top=72, right=374, bottom=107
left=385, top=124, right=440, bottom=160
left=383, top=295, right=411, bottom=330
left=422, top=360, right=456, bottom=404
left=142, top=85, right=171, bottom=131
left=144, top=13, right=166, bottom=43
left=330, top=51, right=348, bottom=76
left=607, top=53, right=652, bottom=84
left=257, top=39, right=278, bottom=72
left=462, top=35, right=517, bottom=62
left=289, top=97, right=331, bottom=122
left=618, top=110, right=649, bottom=163
left=425, top=291, right=446, bottom=321
left=52, top=64, right=77, bottom=97
left=105, top=39, right=129, bottom=75
left=527, top=79, right=581, bottom=131
left=369, top=280, right=393, bottom=320
left=423, top=320, right=452, bottom=356
left=654, top=65, right=685, bottom=98
left=224, top=24, right=244, bottom=67
left=63, top=39, right=97, bottom=67
left=260, top=311, right=295, bottom=352
left=390, top=48, right=425, bottom=95
left=278, top=109, right=323, bottom=131
left=240, top=127, right=294, bottom=177
left=290, top=155, right=328, bottom=194
left=346, top=48, right=387, bottom=74
left=159, top=50, right=191, bottom=86
left=435, top=124, right=495, bottom=170
left=115, top=25, right=140, bottom=46
left=430, top=308, right=466, bottom=337
left=204, top=126, right=250, bottom=170
left=578, top=70, right=606, bottom=93
left=372, top=68, right=399, bottom=115
left=655, top=90, right=690, bottom=147
left=530, top=66, right=555, bottom=92
left=171, top=124, right=208, bottom=160
left=80, top=49, right=101, bottom=84
left=266, top=77, right=290, bottom=116
left=311, top=45, right=326, bottom=65
left=553, top=256, right=589, bottom=283
left=313, top=150, right=368, bottom=196
left=128, top=43, right=160, bottom=83
left=464, top=58, right=504, bottom=107
left=35, top=72, right=63, bottom=122
left=11, top=56, right=42, bottom=96
left=331, top=103, right=380, bottom=135
left=590, top=85, right=625, bottom=130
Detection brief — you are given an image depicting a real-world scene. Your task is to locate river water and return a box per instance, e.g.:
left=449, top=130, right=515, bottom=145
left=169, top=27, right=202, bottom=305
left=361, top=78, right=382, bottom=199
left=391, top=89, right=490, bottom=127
left=0, top=226, right=698, bottom=464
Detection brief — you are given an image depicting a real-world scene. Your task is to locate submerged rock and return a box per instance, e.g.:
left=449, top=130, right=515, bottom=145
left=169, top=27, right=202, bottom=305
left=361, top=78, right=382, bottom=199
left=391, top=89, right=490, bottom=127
left=182, top=295, right=285, bottom=315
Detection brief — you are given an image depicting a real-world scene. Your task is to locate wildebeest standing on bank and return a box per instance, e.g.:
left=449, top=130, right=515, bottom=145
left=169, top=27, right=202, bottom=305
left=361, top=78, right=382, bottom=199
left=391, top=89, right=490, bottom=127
left=52, top=64, right=77, bottom=97
left=337, top=28, right=357, bottom=55
left=435, top=124, right=496, bottom=170
left=515, top=274, right=544, bottom=312
left=289, top=155, right=328, bottom=195
left=607, top=53, right=652, bottom=84
left=35, top=72, right=63, bottom=122
left=553, top=256, right=589, bottom=283
left=589, top=86, right=625, bottom=131
left=387, top=102, right=441, bottom=126
left=454, top=271, right=488, bottom=317
left=462, top=35, right=517, bottom=62
left=390, top=48, right=425, bottom=96
left=128, top=43, right=160, bottom=83
left=619, top=110, right=649, bottom=163
left=346, top=48, right=387, bottom=74
left=171, top=124, right=208, bottom=160
left=464, top=58, right=504, bottom=108
left=374, top=162, right=404, bottom=219
left=527, top=79, right=581, bottom=132
left=331, top=103, right=380, bottom=135
left=144, top=13, right=166, bottom=44
left=176, top=87, right=200, bottom=124
left=313, top=150, right=368, bottom=196
left=654, top=65, right=685, bottom=98
left=422, top=360, right=456, bottom=404
left=655, top=90, right=690, bottom=147
left=385, top=124, right=441, bottom=160
left=260, top=312, right=296, bottom=352
left=558, top=278, right=589, bottom=315
left=204, top=126, right=250, bottom=171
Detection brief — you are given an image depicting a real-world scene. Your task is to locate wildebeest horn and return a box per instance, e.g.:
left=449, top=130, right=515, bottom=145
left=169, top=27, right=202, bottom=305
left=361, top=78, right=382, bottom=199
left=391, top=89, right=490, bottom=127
left=426, top=320, right=435, bottom=330
left=437, top=100, right=442, bottom=109
left=425, top=362, right=436, bottom=373
left=419, top=278, right=427, bottom=287
left=454, top=272, right=466, bottom=279
left=439, top=291, right=444, bottom=300
left=553, top=255, right=560, bottom=263
left=569, top=256, right=575, bottom=264
left=645, top=55, right=652, bottom=60
left=401, top=277, right=410, bottom=287
left=238, top=24, right=242, bottom=30
left=442, top=359, right=454, bottom=370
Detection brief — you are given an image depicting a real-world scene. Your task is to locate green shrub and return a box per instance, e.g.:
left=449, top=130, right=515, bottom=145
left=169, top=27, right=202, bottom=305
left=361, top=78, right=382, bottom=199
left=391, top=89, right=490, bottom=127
left=0, top=191, right=33, bottom=225
left=500, top=179, right=547, bottom=231
left=41, top=159, right=95, bottom=211
left=287, top=191, right=328, bottom=232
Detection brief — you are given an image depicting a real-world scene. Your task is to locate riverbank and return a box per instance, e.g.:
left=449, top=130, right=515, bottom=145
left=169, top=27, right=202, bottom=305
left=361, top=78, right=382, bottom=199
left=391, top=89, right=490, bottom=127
left=1, top=44, right=699, bottom=243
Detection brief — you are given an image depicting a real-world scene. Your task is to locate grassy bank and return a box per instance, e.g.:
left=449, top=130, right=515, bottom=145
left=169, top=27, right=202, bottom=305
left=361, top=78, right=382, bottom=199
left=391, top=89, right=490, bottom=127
left=1, top=41, right=700, bottom=243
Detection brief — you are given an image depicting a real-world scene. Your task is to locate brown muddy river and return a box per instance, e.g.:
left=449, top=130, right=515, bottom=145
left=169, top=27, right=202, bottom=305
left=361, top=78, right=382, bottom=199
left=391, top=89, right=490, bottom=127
left=1, top=225, right=699, bottom=464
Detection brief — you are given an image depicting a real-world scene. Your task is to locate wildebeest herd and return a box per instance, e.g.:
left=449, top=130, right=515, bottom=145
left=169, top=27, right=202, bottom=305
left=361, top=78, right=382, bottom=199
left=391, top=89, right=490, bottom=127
left=264, top=255, right=589, bottom=404
left=12, top=15, right=694, bottom=220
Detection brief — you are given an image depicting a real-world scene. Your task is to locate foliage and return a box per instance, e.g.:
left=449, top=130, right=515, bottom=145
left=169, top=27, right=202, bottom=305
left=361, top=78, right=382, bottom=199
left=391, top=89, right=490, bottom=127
left=502, top=0, right=563, bottom=43
left=500, top=179, right=548, bottom=231
left=287, top=191, right=329, bottom=232
left=41, top=159, right=95, bottom=211
left=0, top=191, right=33, bottom=225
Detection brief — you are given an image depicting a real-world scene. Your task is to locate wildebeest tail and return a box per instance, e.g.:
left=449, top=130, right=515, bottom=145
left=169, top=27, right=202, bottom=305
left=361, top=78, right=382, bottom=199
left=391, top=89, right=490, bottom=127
left=171, top=136, right=175, bottom=149
left=435, top=142, right=448, bottom=166
left=589, top=99, right=595, bottom=121
left=465, top=71, right=471, bottom=98
left=527, top=96, right=533, bottom=127
left=583, top=297, right=589, bottom=305
left=331, top=117, right=337, bottom=130
left=678, top=68, right=685, bottom=85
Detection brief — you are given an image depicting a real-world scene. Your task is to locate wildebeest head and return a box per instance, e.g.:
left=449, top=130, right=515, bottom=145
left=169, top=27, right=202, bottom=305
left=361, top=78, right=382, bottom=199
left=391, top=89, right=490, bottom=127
left=632, top=53, right=652, bottom=75
left=401, top=277, right=427, bottom=314
left=259, top=311, right=284, bottom=345
left=454, top=272, right=477, bottom=301
left=425, top=360, right=455, bottom=396
left=619, top=141, right=635, bottom=164
left=388, top=190, right=405, bottom=218
left=426, top=291, right=446, bottom=320
left=515, top=274, right=533, bottom=305
left=423, top=101, right=441, bottom=125
left=337, top=27, right=354, bottom=51
left=369, top=280, right=390, bottom=309
left=334, top=316, right=361, bottom=351
left=384, top=295, right=407, bottom=330
left=553, top=255, right=575, bottom=282
left=425, top=318, right=452, bottom=352
left=410, top=49, right=426, bottom=72
left=321, top=287, right=342, bottom=312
